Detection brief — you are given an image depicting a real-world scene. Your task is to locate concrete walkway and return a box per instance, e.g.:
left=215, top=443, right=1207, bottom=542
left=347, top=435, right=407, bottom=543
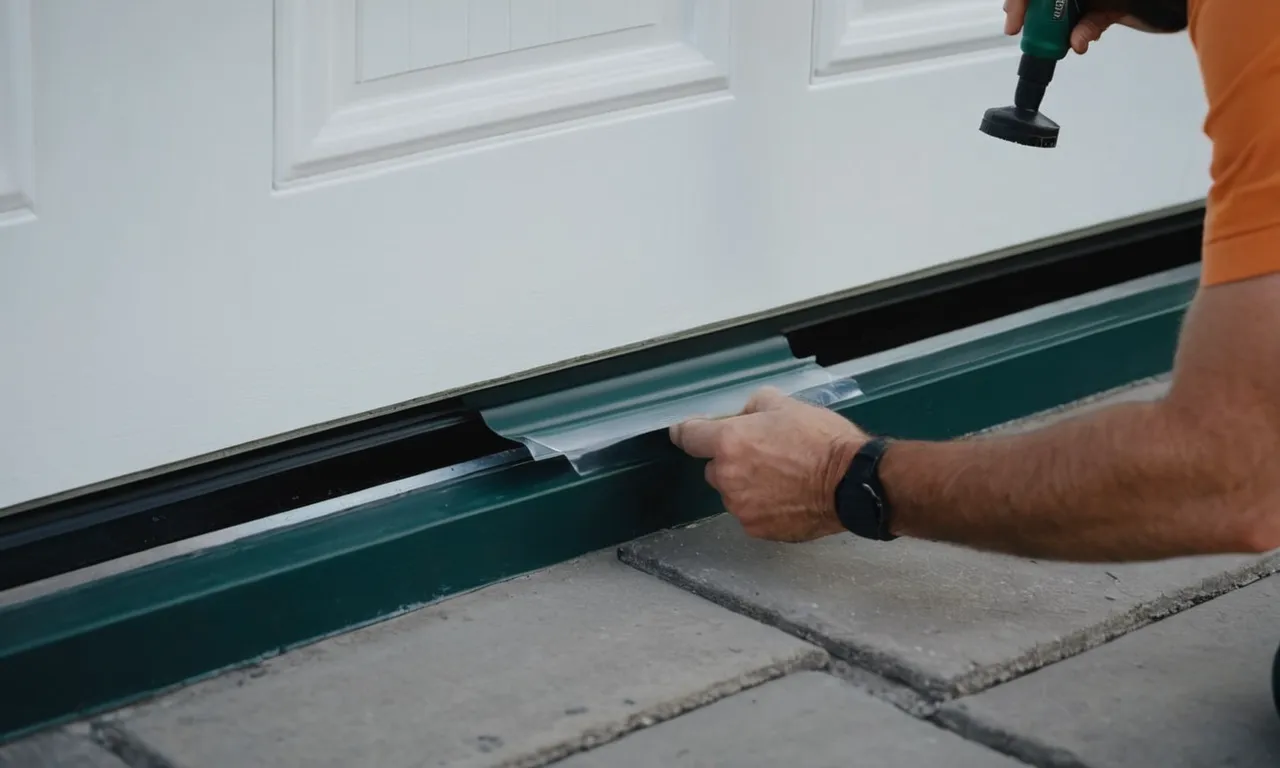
left=7, top=378, right=1280, bottom=768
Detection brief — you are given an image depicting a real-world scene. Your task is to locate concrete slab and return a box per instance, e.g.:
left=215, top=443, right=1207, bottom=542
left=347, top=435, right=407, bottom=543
left=619, top=377, right=1279, bottom=699
left=977, top=376, right=1169, bottom=436
left=554, top=671, right=1025, bottom=768
left=108, top=553, right=827, bottom=768
left=937, top=576, right=1280, bottom=768
left=0, top=730, right=127, bottom=768
left=620, top=516, right=1278, bottom=699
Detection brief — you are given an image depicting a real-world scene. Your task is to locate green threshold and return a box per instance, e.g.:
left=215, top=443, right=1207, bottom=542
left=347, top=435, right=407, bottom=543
left=0, top=264, right=1197, bottom=741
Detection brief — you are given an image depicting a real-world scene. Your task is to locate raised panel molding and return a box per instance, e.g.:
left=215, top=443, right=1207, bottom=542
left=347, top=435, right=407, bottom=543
left=357, top=0, right=667, bottom=81
left=0, top=0, right=34, bottom=221
left=275, top=0, right=731, bottom=186
left=812, top=0, right=1011, bottom=78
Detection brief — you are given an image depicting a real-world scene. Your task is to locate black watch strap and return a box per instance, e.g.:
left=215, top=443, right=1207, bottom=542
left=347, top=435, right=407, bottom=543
left=833, top=437, right=897, bottom=541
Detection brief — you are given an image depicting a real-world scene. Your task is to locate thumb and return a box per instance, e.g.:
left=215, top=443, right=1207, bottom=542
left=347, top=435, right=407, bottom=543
left=1071, top=10, right=1125, bottom=53
left=669, top=416, right=725, bottom=458
left=742, top=386, right=791, bottom=414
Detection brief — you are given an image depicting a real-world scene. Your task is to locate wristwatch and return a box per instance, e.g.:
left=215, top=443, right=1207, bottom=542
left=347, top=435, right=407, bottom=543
left=833, top=437, right=897, bottom=541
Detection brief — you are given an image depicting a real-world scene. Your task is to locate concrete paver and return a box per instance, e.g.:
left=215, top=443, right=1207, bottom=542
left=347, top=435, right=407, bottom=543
left=107, top=552, right=826, bottom=768
left=621, top=516, right=1277, bottom=699
left=0, top=730, right=127, bottom=768
left=937, top=576, right=1280, bottom=768
left=619, top=378, right=1280, bottom=699
left=978, top=377, right=1169, bottom=436
left=553, top=671, right=1025, bottom=768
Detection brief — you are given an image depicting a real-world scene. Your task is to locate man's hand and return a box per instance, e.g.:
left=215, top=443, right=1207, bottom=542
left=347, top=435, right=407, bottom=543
left=1004, top=0, right=1180, bottom=55
left=668, top=387, right=867, bottom=542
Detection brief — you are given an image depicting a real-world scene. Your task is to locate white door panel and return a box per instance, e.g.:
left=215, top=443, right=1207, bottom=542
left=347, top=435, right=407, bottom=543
left=0, top=0, right=1208, bottom=509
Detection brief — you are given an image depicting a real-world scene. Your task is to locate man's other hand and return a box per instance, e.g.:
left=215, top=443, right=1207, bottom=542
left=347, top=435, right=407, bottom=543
left=1003, top=0, right=1175, bottom=55
left=668, top=387, right=868, bottom=542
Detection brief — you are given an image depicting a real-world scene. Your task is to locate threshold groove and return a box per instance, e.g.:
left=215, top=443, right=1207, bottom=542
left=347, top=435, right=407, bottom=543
left=0, top=209, right=1202, bottom=594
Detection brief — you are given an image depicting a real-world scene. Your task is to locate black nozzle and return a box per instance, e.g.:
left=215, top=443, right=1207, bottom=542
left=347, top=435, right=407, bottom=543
left=979, top=53, right=1061, bottom=148
left=979, top=106, right=1060, bottom=148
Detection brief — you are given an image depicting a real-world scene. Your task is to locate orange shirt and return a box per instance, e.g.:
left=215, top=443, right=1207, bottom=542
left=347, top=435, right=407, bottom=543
left=1191, top=0, right=1280, bottom=286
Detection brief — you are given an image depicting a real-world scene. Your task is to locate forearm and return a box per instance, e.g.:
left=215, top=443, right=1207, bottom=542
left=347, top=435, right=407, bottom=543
left=878, top=397, right=1267, bottom=562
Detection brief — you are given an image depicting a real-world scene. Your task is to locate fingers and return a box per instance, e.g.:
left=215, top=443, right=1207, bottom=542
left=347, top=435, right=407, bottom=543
left=1070, top=10, right=1125, bottom=53
left=670, top=386, right=792, bottom=458
left=1003, top=0, right=1027, bottom=35
left=742, top=386, right=790, bottom=414
left=669, top=417, right=726, bottom=459
left=1003, top=1, right=1123, bottom=55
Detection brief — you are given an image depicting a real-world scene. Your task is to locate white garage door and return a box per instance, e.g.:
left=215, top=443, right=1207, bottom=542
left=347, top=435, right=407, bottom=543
left=0, top=0, right=1209, bottom=510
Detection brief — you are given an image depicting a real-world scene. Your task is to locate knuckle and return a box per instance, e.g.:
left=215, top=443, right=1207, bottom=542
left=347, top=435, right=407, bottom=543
left=704, top=460, right=722, bottom=489
left=716, top=427, right=746, bottom=458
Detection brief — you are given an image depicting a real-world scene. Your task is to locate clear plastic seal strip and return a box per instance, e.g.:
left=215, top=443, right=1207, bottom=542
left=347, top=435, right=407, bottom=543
left=479, top=337, right=863, bottom=476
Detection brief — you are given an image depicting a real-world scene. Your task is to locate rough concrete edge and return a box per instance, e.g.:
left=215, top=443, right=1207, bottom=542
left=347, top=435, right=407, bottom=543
left=931, top=705, right=1091, bottom=768
left=824, top=659, right=938, bottom=718
left=616, top=543, right=954, bottom=700
left=967, top=374, right=1171, bottom=438
left=620, top=541, right=1280, bottom=704
left=495, top=645, right=829, bottom=768
left=0, top=727, right=133, bottom=768
left=943, top=552, right=1280, bottom=697
left=88, top=722, right=180, bottom=768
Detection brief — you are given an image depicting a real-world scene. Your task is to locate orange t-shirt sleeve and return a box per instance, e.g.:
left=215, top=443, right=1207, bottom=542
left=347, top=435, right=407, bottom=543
left=1191, top=0, right=1280, bottom=286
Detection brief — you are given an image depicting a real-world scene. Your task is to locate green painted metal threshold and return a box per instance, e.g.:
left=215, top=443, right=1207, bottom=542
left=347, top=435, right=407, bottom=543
left=0, top=267, right=1197, bottom=741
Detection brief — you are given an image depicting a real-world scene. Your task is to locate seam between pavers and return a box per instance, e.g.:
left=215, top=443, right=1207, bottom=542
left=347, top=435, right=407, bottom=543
left=89, top=722, right=180, bottom=768
left=822, top=659, right=938, bottom=719
left=495, top=646, right=830, bottom=768
left=930, top=706, right=1093, bottom=768
left=819, top=663, right=1046, bottom=768
left=83, top=651, right=832, bottom=768
left=939, top=556, right=1280, bottom=696
left=617, top=542, right=952, bottom=699
left=620, top=538, right=1280, bottom=701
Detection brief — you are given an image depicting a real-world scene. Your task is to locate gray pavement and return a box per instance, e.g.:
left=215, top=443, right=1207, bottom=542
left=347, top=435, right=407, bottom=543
left=99, top=554, right=827, bottom=768
left=619, top=515, right=1277, bottom=699
left=0, top=731, right=127, bottom=768
left=8, top=377, right=1280, bottom=767
left=937, top=576, right=1280, bottom=768
left=555, top=672, right=1025, bottom=768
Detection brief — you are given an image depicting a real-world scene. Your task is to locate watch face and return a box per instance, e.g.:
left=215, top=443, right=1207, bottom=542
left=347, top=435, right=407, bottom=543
left=835, top=438, right=893, bottom=541
left=835, top=471, right=875, bottom=538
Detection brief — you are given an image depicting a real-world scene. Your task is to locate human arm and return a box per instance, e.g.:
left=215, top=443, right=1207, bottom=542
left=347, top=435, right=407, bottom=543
left=880, top=274, right=1280, bottom=561
left=668, top=0, right=1280, bottom=563
left=670, top=275, right=1280, bottom=562
left=875, top=0, right=1280, bottom=560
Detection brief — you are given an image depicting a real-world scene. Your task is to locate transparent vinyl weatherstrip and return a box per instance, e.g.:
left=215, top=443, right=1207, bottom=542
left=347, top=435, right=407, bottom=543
left=532, top=375, right=862, bottom=475
left=480, top=337, right=863, bottom=475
